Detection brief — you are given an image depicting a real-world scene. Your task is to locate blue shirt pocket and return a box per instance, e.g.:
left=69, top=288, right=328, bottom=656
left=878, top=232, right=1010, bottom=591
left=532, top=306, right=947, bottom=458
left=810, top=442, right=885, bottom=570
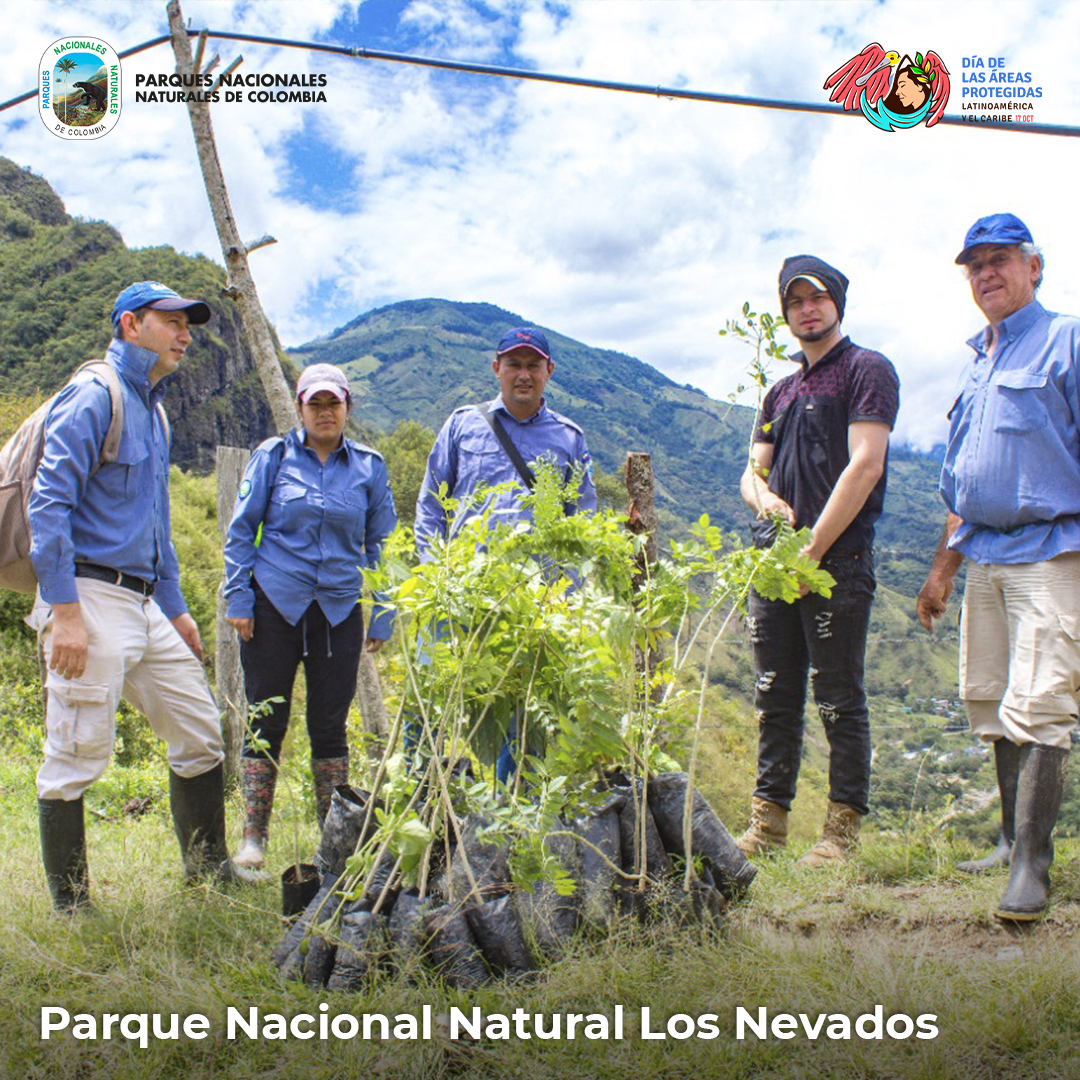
left=990, top=370, right=1049, bottom=434
left=267, top=481, right=309, bottom=532
left=325, top=486, right=367, bottom=529
left=96, top=441, right=150, bottom=501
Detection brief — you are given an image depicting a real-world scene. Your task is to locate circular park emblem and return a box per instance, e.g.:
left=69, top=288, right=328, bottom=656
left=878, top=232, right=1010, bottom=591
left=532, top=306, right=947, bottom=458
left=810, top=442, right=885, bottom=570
left=40, top=37, right=121, bottom=140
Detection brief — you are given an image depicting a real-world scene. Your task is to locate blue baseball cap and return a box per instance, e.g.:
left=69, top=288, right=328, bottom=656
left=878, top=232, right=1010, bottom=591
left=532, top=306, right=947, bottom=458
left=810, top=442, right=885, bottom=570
left=111, top=281, right=211, bottom=331
left=496, top=327, right=551, bottom=360
left=955, top=213, right=1034, bottom=265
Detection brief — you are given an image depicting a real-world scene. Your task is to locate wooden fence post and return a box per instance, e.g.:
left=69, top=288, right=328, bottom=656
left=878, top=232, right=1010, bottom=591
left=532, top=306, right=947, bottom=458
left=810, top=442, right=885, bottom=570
left=355, top=649, right=389, bottom=785
left=625, top=452, right=663, bottom=703
left=216, top=445, right=250, bottom=778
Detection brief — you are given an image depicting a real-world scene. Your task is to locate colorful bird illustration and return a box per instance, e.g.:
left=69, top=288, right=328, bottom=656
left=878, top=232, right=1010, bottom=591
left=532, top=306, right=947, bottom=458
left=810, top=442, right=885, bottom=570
left=825, top=43, right=951, bottom=131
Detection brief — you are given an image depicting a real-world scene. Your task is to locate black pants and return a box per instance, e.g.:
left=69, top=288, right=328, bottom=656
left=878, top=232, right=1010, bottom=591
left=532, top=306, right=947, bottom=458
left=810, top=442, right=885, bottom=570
left=240, top=581, right=364, bottom=761
left=748, top=551, right=875, bottom=816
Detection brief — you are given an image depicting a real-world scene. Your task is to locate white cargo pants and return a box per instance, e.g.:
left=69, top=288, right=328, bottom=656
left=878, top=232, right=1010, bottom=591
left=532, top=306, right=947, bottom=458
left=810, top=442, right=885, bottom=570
left=32, top=577, right=224, bottom=801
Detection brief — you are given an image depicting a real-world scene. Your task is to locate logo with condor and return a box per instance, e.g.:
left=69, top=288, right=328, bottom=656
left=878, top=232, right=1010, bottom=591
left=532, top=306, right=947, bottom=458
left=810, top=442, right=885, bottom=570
left=40, top=37, right=121, bottom=140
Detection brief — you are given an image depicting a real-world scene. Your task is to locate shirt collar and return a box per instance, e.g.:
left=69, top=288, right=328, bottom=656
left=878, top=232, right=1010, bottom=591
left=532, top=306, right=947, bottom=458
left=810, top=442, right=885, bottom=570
left=793, top=335, right=851, bottom=374
left=967, top=299, right=1045, bottom=357
left=491, top=395, right=549, bottom=424
left=295, top=425, right=349, bottom=458
left=107, top=338, right=163, bottom=404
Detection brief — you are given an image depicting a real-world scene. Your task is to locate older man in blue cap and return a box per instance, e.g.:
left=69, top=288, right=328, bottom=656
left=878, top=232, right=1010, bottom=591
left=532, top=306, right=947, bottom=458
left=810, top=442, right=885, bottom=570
left=29, top=281, right=257, bottom=911
left=918, top=214, right=1080, bottom=920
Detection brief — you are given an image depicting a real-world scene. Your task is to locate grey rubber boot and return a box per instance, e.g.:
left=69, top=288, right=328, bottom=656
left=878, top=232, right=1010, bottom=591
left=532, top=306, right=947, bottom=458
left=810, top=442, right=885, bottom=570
left=39, top=797, right=91, bottom=913
left=957, top=738, right=1021, bottom=873
left=169, top=763, right=265, bottom=884
left=997, top=744, right=1069, bottom=921
left=311, top=756, right=349, bottom=830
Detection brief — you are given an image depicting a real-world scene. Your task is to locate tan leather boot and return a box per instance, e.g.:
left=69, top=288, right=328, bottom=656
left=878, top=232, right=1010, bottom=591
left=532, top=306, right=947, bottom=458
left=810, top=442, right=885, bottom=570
left=736, top=796, right=789, bottom=855
left=797, top=800, right=861, bottom=867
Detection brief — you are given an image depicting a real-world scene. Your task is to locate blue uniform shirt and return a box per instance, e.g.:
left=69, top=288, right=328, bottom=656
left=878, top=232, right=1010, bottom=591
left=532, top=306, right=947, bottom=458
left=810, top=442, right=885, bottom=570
left=940, top=300, right=1080, bottom=564
left=414, top=396, right=597, bottom=554
left=29, top=338, right=187, bottom=619
left=223, top=428, right=397, bottom=636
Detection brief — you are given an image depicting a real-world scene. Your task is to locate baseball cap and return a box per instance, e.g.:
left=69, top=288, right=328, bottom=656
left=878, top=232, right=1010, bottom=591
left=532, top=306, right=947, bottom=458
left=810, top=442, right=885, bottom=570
left=296, top=363, right=351, bottom=403
left=496, top=327, right=551, bottom=360
left=955, top=213, right=1034, bottom=265
left=111, top=281, right=211, bottom=331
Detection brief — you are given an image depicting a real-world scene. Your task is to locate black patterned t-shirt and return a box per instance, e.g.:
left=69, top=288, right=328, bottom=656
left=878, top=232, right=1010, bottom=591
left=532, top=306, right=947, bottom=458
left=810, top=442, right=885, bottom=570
left=751, top=337, right=900, bottom=552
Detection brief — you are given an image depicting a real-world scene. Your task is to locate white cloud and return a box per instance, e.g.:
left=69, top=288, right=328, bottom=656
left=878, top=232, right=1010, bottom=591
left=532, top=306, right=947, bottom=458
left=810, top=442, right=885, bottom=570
left=4, top=0, right=1078, bottom=449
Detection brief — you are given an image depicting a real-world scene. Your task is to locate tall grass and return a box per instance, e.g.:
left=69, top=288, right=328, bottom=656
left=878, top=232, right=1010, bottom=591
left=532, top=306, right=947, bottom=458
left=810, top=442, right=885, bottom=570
left=3, top=753, right=1080, bottom=1079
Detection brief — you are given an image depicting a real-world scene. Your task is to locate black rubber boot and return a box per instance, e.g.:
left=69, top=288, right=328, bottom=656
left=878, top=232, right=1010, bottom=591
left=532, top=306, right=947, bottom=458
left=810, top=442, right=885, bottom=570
left=39, top=797, right=91, bottom=913
left=170, top=764, right=265, bottom=885
left=997, top=744, right=1069, bottom=922
left=957, top=738, right=1021, bottom=873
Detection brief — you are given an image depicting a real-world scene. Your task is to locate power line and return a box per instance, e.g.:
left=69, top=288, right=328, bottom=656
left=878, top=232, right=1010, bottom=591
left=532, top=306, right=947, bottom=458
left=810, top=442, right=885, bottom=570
left=4, top=28, right=1077, bottom=138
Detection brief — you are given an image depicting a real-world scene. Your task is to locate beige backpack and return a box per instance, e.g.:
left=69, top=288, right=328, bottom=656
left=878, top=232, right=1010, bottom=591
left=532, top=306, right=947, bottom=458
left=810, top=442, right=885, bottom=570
left=0, top=361, right=127, bottom=594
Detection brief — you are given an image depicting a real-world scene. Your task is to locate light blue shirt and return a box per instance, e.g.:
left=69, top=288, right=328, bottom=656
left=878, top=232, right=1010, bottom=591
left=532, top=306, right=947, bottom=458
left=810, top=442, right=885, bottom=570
left=223, top=428, right=397, bottom=636
left=29, top=339, right=187, bottom=618
left=414, top=396, right=597, bottom=555
left=940, top=300, right=1080, bottom=564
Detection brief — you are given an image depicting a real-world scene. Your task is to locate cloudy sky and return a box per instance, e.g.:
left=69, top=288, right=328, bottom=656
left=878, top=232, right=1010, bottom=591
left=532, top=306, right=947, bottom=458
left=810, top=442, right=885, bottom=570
left=5, top=0, right=1078, bottom=449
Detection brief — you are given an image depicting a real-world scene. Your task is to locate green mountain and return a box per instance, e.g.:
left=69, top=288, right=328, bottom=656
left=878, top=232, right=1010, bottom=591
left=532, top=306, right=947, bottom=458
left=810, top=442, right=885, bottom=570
left=0, top=157, right=277, bottom=471
left=0, top=156, right=948, bottom=574
left=289, top=297, right=949, bottom=564
left=289, top=300, right=960, bottom=711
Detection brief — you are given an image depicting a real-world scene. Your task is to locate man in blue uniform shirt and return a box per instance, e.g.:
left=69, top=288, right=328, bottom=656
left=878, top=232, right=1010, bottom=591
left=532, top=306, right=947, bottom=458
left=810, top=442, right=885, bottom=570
left=415, top=327, right=597, bottom=549
left=414, top=327, right=597, bottom=780
left=918, top=214, right=1080, bottom=920
left=29, top=281, right=253, bottom=911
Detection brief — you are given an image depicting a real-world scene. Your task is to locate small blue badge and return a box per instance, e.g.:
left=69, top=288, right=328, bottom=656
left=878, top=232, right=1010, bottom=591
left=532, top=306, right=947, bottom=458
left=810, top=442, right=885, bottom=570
left=238, top=479, right=252, bottom=499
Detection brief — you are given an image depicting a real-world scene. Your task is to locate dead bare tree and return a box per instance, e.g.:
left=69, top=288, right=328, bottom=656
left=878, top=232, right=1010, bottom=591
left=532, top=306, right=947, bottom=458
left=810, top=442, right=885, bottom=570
left=166, top=0, right=387, bottom=771
left=166, top=0, right=294, bottom=432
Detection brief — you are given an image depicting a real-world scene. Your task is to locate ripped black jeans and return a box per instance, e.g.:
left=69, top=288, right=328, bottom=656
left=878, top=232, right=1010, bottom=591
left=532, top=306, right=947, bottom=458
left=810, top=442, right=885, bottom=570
left=747, top=551, right=875, bottom=817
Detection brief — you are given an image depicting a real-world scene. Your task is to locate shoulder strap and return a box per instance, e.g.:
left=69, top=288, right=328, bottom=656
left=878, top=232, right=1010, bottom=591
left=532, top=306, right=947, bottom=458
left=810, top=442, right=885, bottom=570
left=267, top=435, right=287, bottom=487
left=474, top=403, right=535, bottom=490
left=253, top=436, right=287, bottom=550
left=72, top=361, right=125, bottom=470
left=156, top=402, right=170, bottom=448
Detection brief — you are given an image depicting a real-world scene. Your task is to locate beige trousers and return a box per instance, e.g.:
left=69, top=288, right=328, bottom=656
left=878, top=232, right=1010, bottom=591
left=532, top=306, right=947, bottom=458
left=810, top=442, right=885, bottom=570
left=33, top=577, right=224, bottom=801
left=960, top=553, right=1080, bottom=749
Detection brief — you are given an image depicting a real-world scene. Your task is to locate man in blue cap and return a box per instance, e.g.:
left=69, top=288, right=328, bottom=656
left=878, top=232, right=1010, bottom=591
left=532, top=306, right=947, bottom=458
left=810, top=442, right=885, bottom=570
left=415, top=327, right=597, bottom=546
left=918, top=214, right=1080, bottom=920
left=29, top=281, right=256, bottom=911
left=414, top=327, right=597, bottom=780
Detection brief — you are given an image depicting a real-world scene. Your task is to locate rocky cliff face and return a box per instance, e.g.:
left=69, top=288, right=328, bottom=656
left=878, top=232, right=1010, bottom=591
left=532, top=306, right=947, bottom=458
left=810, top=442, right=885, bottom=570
left=0, top=157, right=279, bottom=471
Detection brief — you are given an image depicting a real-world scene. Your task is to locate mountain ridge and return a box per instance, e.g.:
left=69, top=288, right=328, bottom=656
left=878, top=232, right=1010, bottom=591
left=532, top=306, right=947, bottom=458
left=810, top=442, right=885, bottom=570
left=0, top=156, right=945, bottom=568
left=288, top=296, right=946, bottom=565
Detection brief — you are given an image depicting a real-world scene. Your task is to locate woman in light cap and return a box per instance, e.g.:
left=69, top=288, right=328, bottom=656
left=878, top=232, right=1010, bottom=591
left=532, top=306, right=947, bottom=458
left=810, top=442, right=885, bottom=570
left=223, top=364, right=397, bottom=868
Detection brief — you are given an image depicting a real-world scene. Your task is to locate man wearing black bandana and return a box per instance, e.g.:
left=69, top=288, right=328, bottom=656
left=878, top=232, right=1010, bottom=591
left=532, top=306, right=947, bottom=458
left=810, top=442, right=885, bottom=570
left=735, top=256, right=900, bottom=867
